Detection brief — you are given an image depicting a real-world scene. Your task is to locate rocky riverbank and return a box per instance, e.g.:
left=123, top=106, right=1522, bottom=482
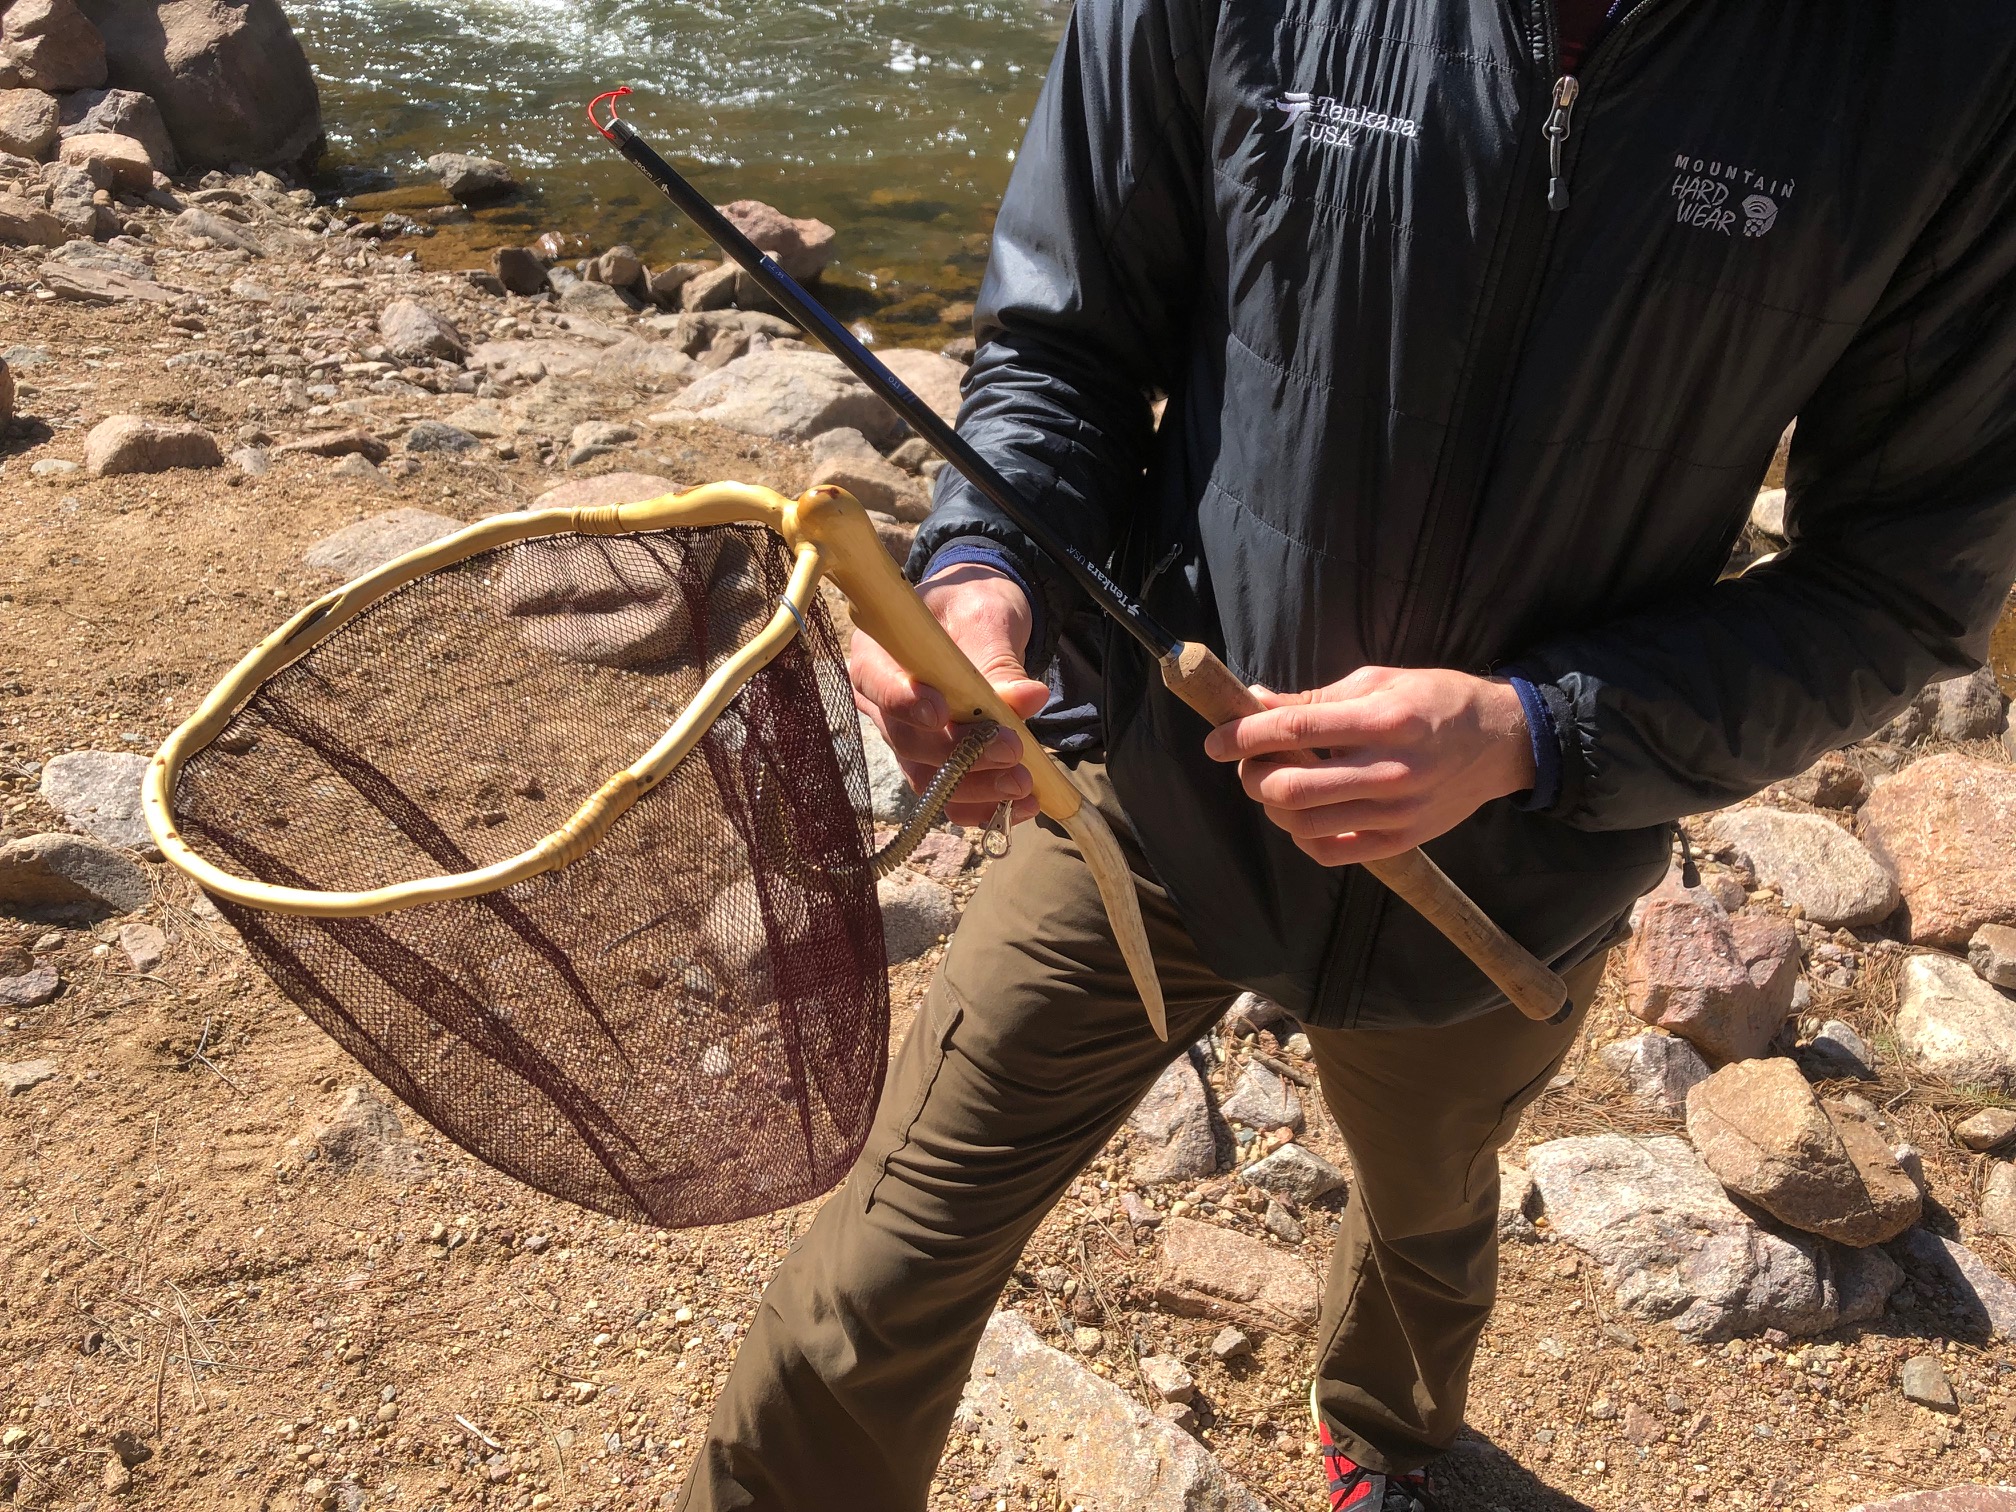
left=4, top=90, right=2016, bottom=1512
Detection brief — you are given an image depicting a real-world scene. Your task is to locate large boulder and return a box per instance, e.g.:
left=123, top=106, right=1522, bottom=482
left=1859, top=754, right=2016, bottom=948
left=0, top=87, right=58, bottom=157
left=1, top=0, right=107, bottom=91
left=1893, top=953, right=2016, bottom=1090
left=1876, top=667, right=2010, bottom=746
left=1127, top=1047, right=1220, bottom=1185
left=302, top=509, right=462, bottom=579
left=425, top=151, right=515, bottom=204
left=717, top=199, right=835, bottom=282
left=84, top=415, right=220, bottom=475
left=56, top=128, right=149, bottom=190
left=663, top=347, right=906, bottom=446
left=77, top=0, right=321, bottom=171
left=56, top=84, right=172, bottom=170
left=1701, top=808, right=1898, bottom=929
left=1525, top=1134, right=1842, bottom=1340
left=1624, top=895, right=1800, bottom=1063
left=958, top=1311, right=1269, bottom=1512
left=1683, top=1056, right=1919, bottom=1247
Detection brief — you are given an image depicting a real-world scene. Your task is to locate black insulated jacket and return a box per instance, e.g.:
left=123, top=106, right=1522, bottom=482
left=913, top=0, right=2016, bottom=1030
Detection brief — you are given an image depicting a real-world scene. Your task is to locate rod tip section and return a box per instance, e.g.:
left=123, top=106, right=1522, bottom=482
left=588, top=87, right=633, bottom=141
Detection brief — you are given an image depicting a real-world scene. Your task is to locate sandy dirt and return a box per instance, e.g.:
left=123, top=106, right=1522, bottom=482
left=2, top=238, right=2014, bottom=1512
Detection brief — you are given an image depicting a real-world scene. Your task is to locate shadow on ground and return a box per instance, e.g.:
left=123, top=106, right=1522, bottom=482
left=1430, top=1433, right=1596, bottom=1512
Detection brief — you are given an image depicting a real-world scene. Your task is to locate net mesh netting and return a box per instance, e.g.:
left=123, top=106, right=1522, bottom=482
left=171, top=525, right=887, bottom=1229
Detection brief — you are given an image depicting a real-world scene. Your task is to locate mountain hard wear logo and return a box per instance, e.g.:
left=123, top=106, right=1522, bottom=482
left=1274, top=91, right=1420, bottom=150
left=1672, top=153, right=1793, bottom=237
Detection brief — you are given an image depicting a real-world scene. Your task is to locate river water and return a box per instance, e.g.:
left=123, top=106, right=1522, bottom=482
left=290, top=0, right=1066, bottom=340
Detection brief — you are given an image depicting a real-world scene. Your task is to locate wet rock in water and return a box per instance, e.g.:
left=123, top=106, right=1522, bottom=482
left=1702, top=808, right=1897, bottom=929
left=856, top=715, right=916, bottom=827
left=117, top=920, right=163, bottom=972
left=1154, top=1215, right=1320, bottom=1332
left=2, top=1058, right=58, bottom=1094
left=1625, top=895, right=1800, bottom=1063
left=1970, top=923, right=2016, bottom=990
left=1955, top=1108, right=2016, bottom=1152
left=586, top=244, right=643, bottom=289
left=716, top=199, right=835, bottom=282
left=302, top=509, right=461, bottom=579
left=299, top=1086, right=421, bottom=1176
left=0, top=87, right=57, bottom=158
left=56, top=128, right=148, bottom=189
left=0, top=832, right=148, bottom=917
left=1595, top=1030, right=1711, bottom=1116
left=403, top=420, right=478, bottom=454
left=1240, top=1142, right=1346, bottom=1205
left=88, top=0, right=320, bottom=171
left=276, top=429, right=386, bottom=463
left=877, top=346, right=967, bottom=426
left=1498, top=1156, right=1542, bottom=1243
left=1777, top=751, right=1868, bottom=810
left=0, top=964, right=60, bottom=1007
left=1900, top=1355, right=1958, bottom=1413
left=664, top=347, right=906, bottom=446
left=0, top=189, right=67, bottom=245
left=958, top=1310, right=1268, bottom=1512
left=1686, top=1057, right=1920, bottom=1247
left=1980, top=1162, right=2016, bottom=1239
left=171, top=206, right=262, bottom=254
left=1220, top=1060, right=1304, bottom=1134
left=56, top=85, right=172, bottom=171
left=84, top=415, right=221, bottom=476
left=876, top=868, right=959, bottom=962
left=1861, top=755, right=2016, bottom=949
left=1848, top=1490, right=2016, bottom=1511
left=379, top=299, right=466, bottom=365
left=39, top=749, right=149, bottom=850
left=1525, top=1134, right=1838, bottom=1339
left=1893, top=953, right=2016, bottom=1090
left=426, top=151, right=516, bottom=204
left=490, top=245, right=548, bottom=296
left=1797, top=1018, right=1877, bottom=1081
left=1, top=0, right=106, bottom=91
left=1127, top=1047, right=1219, bottom=1185
left=1893, top=1228, right=2016, bottom=1339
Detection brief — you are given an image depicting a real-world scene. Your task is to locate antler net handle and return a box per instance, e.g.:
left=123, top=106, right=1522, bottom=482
left=1158, top=642, right=1569, bottom=1022
left=793, top=487, right=1169, bottom=1039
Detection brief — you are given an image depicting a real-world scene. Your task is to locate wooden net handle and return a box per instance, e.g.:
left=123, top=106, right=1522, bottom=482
left=1159, top=643, right=1568, bottom=1022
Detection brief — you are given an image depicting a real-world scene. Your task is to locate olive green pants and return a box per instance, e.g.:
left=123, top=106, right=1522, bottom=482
left=678, top=768, right=1601, bottom=1510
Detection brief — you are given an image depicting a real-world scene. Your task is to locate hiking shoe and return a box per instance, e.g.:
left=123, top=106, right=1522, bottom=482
left=1319, top=1423, right=1439, bottom=1512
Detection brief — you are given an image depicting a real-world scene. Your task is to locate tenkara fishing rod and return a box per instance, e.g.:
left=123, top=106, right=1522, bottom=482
left=588, top=87, right=1571, bottom=1023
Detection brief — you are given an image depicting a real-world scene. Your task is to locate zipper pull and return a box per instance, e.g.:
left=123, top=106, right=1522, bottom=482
left=1544, top=75, right=1580, bottom=211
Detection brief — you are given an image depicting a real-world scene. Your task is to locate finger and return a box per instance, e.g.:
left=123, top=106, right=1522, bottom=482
left=1239, top=753, right=1421, bottom=808
left=1294, top=827, right=1425, bottom=867
left=849, top=633, right=949, bottom=731
left=1203, top=696, right=1417, bottom=763
left=943, top=793, right=1040, bottom=829
left=1259, top=796, right=1425, bottom=842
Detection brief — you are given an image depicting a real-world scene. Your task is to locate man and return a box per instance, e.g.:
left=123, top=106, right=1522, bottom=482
left=682, top=1, right=2016, bottom=1507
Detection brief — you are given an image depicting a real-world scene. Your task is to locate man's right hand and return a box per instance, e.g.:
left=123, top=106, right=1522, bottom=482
left=847, top=563, right=1050, bottom=829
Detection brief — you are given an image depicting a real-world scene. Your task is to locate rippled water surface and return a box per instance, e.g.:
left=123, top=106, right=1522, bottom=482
left=290, top=0, right=1065, bottom=332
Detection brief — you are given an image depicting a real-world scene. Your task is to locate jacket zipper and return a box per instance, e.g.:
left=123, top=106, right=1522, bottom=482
left=1544, top=76, right=1581, bottom=210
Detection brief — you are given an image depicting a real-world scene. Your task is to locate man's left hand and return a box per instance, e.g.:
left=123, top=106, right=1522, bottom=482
left=1203, top=666, right=1538, bottom=866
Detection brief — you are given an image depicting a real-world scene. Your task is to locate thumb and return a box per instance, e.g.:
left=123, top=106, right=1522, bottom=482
left=1247, top=683, right=1311, bottom=711
left=964, top=639, right=1048, bottom=723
